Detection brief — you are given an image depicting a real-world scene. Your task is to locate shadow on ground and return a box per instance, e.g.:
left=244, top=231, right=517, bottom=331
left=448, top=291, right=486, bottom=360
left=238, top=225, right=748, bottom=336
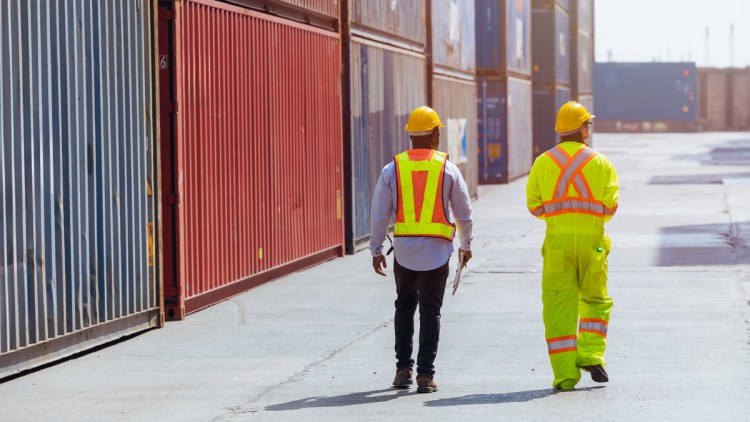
left=423, top=386, right=605, bottom=407
left=264, top=388, right=411, bottom=411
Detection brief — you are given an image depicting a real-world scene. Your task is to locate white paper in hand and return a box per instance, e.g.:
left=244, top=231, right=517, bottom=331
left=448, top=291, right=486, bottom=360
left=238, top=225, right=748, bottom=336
left=451, top=259, right=463, bottom=296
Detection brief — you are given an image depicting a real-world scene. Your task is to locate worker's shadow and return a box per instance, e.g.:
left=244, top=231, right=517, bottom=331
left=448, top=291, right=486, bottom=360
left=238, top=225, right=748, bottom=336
left=265, top=388, right=410, bottom=411
left=424, top=386, right=605, bottom=407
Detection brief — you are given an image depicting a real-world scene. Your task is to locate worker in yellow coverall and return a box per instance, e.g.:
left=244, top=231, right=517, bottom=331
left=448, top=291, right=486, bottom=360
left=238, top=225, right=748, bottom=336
left=526, top=101, right=619, bottom=390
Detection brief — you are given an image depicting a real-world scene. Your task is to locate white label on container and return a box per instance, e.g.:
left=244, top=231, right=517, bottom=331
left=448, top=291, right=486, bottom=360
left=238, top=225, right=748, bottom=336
left=559, top=33, right=566, bottom=57
left=582, top=52, right=589, bottom=72
left=447, top=118, right=468, bottom=164
left=390, top=0, right=397, bottom=11
left=515, top=18, right=524, bottom=60
left=449, top=1, right=460, bottom=43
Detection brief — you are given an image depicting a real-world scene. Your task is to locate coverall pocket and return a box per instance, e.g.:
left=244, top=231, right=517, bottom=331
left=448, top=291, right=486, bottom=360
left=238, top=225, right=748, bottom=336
left=544, top=249, right=565, bottom=273
left=589, top=236, right=610, bottom=274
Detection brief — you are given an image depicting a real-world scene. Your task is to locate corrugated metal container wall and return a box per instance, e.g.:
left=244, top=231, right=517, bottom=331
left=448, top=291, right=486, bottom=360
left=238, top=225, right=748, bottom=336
left=431, top=0, right=476, bottom=75
left=350, top=0, right=425, bottom=46
left=348, top=41, right=427, bottom=249
left=699, top=70, right=729, bottom=130
left=570, top=0, right=593, bottom=97
left=531, top=3, right=570, bottom=86
left=221, top=0, right=339, bottom=20
left=477, top=76, right=533, bottom=183
left=594, top=62, right=698, bottom=121
left=432, top=76, right=479, bottom=198
left=731, top=70, right=750, bottom=130
left=475, top=0, right=532, bottom=77
left=174, top=0, right=343, bottom=314
left=1, top=0, right=159, bottom=378
left=532, top=0, right=570, bottom=11
left=533, top=86, right=571, bottom=156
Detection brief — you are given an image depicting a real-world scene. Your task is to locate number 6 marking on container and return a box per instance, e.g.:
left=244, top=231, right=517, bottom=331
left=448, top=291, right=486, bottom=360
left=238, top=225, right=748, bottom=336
left=160, top=55, right=168, bottom=69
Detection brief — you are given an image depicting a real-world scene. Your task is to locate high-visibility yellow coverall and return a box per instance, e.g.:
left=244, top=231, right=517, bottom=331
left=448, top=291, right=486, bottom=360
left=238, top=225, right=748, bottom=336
left=526, top=141, right=619, bottom=390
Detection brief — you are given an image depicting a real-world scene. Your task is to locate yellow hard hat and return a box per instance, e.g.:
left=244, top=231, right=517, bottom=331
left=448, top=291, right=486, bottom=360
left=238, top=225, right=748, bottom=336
left=405, top=106, right=445, bottom=135
left=555, top=101, right=595, bottom=135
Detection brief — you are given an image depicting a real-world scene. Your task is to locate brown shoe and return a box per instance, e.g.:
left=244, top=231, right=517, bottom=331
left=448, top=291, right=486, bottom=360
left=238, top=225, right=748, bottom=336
left=392, top=368, right=413, bottom=388
left=416, top=374, right=438, bottom=393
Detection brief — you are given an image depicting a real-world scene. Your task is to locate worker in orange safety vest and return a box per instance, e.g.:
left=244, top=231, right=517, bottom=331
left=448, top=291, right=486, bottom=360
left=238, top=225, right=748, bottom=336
left=369, top=106, right=474, bottom=394
left=526, top=101, right=619, bottom=390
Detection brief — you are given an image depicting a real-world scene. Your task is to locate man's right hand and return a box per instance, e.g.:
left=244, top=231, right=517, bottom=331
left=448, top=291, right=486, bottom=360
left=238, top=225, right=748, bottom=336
left=459, top=249, right=472, bottom=268
left=373, top=255, right=387, bottom=277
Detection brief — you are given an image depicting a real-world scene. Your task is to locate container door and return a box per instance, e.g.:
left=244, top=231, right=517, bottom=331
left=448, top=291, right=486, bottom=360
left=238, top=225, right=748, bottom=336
left=158, top=1, right=182, bottom=320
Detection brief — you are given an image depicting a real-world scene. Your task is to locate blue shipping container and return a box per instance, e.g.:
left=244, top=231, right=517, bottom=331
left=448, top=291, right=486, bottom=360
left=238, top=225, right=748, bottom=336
left=475, top=0, right=532, bottom=76
left=533, top=85, right=571, bottom=156
left=432, top=0, right=476, bottom=75
left=1, top=0, right=159, bottom=378
left=593, top=62, right=698, bottom=121
left=532, top=4, right=570, bottom=86
left=478, top=76, right=533, bottom=183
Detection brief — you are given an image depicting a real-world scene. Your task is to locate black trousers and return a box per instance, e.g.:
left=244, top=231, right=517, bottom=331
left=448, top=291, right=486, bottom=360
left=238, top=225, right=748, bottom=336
left=393, top=258, right=449, bottom=377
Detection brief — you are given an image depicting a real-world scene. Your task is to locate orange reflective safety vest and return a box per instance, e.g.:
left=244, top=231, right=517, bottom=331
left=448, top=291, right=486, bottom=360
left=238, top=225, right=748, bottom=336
left=394, top=149, right=456, bottom=241
left=526, top=142, right=619, bottom=228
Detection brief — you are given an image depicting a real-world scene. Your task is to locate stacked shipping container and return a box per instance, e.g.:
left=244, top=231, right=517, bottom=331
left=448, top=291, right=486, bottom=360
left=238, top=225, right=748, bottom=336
left=531, top=0, right=571, bottom=157
left=698, top=68, right=750, bottom=131
left=431, top=0, right=479, bottom=196
left=1, top=0, right=160, bottom=378
left=342, top=1, right=429, bottom=253
left=475, top=0, right=533, bottom=184
left=159, top=0, right=344, bottom=318
left=570, top=0, right=594, bottom=138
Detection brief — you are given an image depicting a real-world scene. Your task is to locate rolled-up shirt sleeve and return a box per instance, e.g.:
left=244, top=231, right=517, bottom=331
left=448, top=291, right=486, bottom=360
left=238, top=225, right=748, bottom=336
left=448, top=164, right=473, bottom=251
left=369, top=164, right=395, bottom=257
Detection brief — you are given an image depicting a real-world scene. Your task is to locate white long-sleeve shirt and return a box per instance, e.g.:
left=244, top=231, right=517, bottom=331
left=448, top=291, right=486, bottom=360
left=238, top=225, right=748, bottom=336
left=368, top=156, right=473, bottom=271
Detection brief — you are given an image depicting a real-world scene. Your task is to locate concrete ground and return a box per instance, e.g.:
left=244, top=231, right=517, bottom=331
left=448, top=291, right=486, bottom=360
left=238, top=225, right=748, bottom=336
left=2, top=132, right=749, bottom=421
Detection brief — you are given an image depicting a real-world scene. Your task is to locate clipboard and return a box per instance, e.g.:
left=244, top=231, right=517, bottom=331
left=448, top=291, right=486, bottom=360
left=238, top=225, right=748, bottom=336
left=451, top=253, right=467, bottom=296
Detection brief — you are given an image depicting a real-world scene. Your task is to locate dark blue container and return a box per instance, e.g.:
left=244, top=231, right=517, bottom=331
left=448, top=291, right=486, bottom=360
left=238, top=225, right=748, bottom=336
left=475, top=0, right=532, bottom=76
left=533, top=85, right=572, bottom=156
left=593, top=62, right=698, bottom=121
left=478, top=76, right=533, bottom=183
left=532, top=3, right=570, bottom=86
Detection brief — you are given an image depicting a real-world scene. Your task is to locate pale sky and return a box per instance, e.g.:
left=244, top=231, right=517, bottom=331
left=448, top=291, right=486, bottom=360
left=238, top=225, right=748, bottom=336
left=595, top=0, right=750, bottom=68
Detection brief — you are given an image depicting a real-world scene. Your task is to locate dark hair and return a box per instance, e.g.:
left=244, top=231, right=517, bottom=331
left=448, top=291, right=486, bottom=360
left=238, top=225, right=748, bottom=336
left=559, top=130, right=584, bottom=143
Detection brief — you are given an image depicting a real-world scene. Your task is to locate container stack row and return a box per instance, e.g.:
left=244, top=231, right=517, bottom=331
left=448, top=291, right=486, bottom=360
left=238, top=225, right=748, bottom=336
left=2, top=0, right=595, bottom=378
left=475, top=0, right=533, bottom=184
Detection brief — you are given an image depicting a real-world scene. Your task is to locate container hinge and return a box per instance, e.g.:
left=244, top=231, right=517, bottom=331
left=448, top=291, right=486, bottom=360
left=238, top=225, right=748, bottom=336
left=161, top=101, right=178, bottom=113
left=160, top=10, right=176, bottom=21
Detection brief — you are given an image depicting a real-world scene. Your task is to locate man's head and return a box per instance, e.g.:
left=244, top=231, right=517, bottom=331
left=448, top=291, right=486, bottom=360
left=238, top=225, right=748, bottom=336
left=555, top=101, right=594, bottom=144
left=405, top=106, right=444, bottom=150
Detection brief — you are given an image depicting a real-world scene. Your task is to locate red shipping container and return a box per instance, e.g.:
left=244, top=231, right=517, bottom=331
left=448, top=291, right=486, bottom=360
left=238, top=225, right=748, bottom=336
left=160, top=0, right=344, bottom=319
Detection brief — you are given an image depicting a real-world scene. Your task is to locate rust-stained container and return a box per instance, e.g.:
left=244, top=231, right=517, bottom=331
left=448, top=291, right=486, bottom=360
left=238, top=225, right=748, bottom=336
left=343, top=39, right=427, bottom=253
left=477, top=76, right=533, bottom=183
left=221, top=0, right=339, bottom=30
left=1, top=0, right=160, bottom=378
left=350, top=0, right=425, bottom=49
left=432, top=75, right=479, bottom=197
left=431, top=0, right=476, bottom=76
left=699, top=68, right=750, bottom=131
left=161, top=0, right=344, bottom=318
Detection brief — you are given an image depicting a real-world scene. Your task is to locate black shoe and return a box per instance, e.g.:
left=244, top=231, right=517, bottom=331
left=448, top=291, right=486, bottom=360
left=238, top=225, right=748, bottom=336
left=392, top=368, right=413, bottom=388
left=581, top=365, right=609, bottom=383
